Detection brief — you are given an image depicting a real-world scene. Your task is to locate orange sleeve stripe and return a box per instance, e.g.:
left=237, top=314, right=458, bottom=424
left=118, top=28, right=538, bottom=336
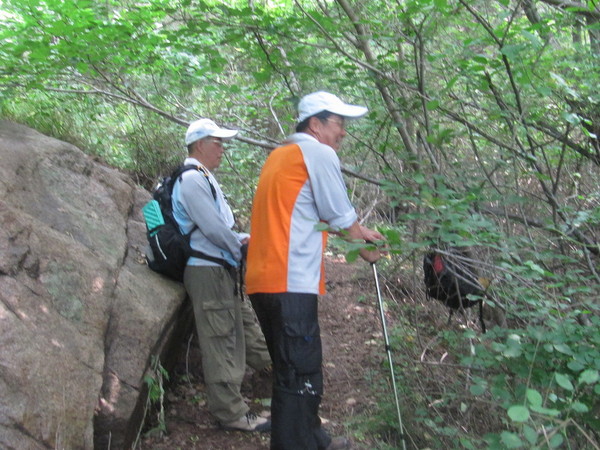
left=246, top=144, right=308, bottom=293
left=320, top=233, right=327, bottom=294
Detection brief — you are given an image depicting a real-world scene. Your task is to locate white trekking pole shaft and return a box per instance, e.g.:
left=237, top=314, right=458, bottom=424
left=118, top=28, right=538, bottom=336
left=371, top=262, right=407, bottom=450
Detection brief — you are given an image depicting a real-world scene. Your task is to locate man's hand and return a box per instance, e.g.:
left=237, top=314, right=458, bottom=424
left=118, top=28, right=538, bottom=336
left=360, top=225, right=385, bottom=244
left=359, top=229, right=384, bottom=263
left=359, top=246, right=381, bottom=263
left=352, top=223, right=386, bottom=263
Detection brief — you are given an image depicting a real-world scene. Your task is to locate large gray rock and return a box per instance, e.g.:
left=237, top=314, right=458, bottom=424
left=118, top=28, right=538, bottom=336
left=0, top=120, right=187, bottom=449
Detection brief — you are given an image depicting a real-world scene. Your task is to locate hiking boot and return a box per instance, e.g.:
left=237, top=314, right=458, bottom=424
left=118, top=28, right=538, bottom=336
left=326, top=437, right=352, bottom=450
left=220, top=411, right=271, bottom=432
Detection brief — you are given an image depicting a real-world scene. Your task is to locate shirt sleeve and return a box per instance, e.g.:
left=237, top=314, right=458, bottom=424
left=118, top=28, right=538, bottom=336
left=178, top=171, right=242, bottom=262
left=303, top=143, right=358, bottom=230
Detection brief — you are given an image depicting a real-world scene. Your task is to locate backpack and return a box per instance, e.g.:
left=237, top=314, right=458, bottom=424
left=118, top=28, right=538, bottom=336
left=423, top=250, right=487, bottom=333
left=142, top=164, right=230, bottom=282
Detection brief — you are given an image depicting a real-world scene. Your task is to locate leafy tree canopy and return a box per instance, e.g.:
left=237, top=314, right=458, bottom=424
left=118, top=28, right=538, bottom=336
left=1, top=0, right=599, bottom=447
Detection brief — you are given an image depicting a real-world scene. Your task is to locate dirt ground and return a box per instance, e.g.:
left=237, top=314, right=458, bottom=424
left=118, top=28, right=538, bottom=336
left=138, top=256, right=396, bottom=450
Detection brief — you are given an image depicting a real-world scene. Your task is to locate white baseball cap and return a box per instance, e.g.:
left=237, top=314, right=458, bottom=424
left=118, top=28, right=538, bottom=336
left=185, top=118, right=239, bottom=146
left=297, top=91, right=368, bottom=123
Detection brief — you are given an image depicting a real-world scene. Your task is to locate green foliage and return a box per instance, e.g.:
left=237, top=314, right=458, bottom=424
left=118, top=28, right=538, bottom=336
left=217, top=141, right=267, bottom=229
left=367, top=311, right=600, bottom=448
left=1, top=0, right=599, bottom=447
left=468, top=318, right=600, bottom=448
left=137, top=356, right=170, bottom=443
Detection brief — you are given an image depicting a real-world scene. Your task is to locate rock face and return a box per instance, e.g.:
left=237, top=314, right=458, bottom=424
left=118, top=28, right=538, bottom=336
left=0, top=120, right=188, bottom=449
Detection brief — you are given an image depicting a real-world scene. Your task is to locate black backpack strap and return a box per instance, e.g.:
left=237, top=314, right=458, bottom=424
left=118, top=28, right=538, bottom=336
left=237, top=244, right=248, bottom=301
left=196, top=165, right=217, bottom=201
left=478, top=300, right=487, bottom=334
left=171, top=164, right=217, bottom=200
left=188, top=248, right=233, bottom=270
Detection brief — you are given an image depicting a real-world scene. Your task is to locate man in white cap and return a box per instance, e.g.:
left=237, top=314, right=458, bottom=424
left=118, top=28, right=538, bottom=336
left=246, top=92, right=385, bottom=449
left=172, top=118, right=271, bottom=432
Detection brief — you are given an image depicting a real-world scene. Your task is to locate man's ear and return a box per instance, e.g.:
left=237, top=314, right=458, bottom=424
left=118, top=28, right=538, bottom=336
left=189, top=140, right=200, bottom=156
left=307, top=116, right=322, bottom=133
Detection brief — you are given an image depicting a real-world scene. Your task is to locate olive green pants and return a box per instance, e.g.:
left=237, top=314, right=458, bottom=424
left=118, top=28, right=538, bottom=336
left=184, top=265, right=270, bottom=423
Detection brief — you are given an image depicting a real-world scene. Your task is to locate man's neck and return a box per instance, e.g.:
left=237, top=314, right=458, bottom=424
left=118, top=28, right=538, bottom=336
left=187, top=154, right=211, bottom=171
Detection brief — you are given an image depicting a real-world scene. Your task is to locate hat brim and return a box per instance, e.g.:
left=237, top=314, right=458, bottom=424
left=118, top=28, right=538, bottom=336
left=326, top=104, right=368, bottom=119
left=298, top=104, right=368, bottom=123
left=209, top=129, right=239, bottom=140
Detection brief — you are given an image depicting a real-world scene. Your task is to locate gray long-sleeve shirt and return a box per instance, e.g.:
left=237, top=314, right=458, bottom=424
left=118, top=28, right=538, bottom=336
left=172, top=157, right=247, bottom=267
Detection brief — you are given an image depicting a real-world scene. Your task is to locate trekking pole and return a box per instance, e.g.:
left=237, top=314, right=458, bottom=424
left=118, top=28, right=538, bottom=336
left=371, top=262, right=407, bottom=450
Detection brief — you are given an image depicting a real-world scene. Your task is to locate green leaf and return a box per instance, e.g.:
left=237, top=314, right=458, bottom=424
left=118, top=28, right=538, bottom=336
left=491, top=386, right=512, bottom=402
left=520, top=30, right=542, bottom=48
left=500, top=431, right=523, bottom=448
left=253, top=69, right=271, bottom=83
left=549, top=433, right=564, bottom=448
left=503, top=335, right=522, bottom=357
left=470, top=384, right=486, bottom=396
left=568, top=360, right=586, bottom=372
left=530, top=404, right=561, bottom=417
left=526, top=389, right=542, bottom=407
left=501, top=44, right=522, bottom=59
left=459, top=437, right=477, bottom=450
left=523, top=260, right=547, bottom=275
left=413, top=173, right=426, bottom=184
left=562, top=112, right=581, bottom=125
left=555, top=373, right=574, bottom=391
left=570, top=401, right=589, bottom=413
left=553, top=343, right=573, bottom=355
left=578, top=369, right=599, bottom=385
left=522, top=425, right=538, bottom=444
left=426, top=99, right=440, bottom=110
left=382, top=228, right=403, bottom=246
left=345, top=248, right=360, bottom=263
left=507, top=405, right=530, bottom=422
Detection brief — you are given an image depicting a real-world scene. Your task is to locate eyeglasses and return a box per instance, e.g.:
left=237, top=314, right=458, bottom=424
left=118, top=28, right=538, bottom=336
left=207, top=137, right=225, bottom=147
left=324, top=118, right=346, bottom=128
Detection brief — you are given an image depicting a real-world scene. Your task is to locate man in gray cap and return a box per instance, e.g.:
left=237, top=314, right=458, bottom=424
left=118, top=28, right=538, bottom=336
left=246, top=92, right=385, bottom=449
left=172, top=118, right=271, bottom=432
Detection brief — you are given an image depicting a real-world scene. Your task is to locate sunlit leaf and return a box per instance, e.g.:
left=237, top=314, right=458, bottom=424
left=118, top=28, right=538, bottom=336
left=522, top=425, right=537, bottom=444
left=426, top=99, right=440, bottom=110
left=549, top=433, right=564, bottom=448
left=570, top=401, right=589, bottom=413
left=555, top=373, right=574, bottom=391
left=553, top=343, right=573, bottom=355
left=500, top=431, right=523, bottom=448
left=470, top=384, right=486, bottom=396
left=530, top=404, right=561, bottom=416
left=507, top=405, right=530, bottom=422
left=526, top=389, right=542, bottom=407
left=578, top=369, right=599, bottom=385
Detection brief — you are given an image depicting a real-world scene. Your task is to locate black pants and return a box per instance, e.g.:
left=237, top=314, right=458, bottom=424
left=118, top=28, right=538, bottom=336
left=250, top=293, right=332, bottom=450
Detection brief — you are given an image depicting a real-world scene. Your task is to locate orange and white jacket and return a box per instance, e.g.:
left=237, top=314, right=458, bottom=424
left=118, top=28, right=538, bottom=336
left=246, top=133, right=358, bottom=295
